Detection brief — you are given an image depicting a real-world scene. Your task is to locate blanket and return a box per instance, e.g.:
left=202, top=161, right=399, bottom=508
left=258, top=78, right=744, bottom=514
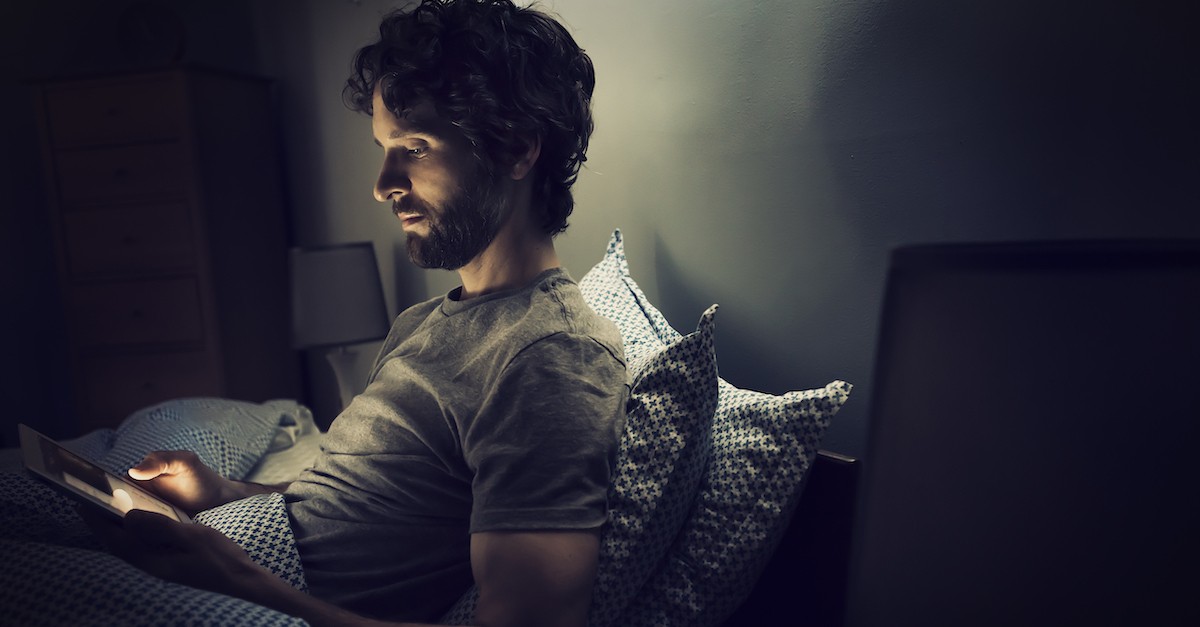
left=0, top=398, right=312, bottom=627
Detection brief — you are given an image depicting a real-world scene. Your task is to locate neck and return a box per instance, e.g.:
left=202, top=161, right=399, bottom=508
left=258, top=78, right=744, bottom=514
left=455, top=211, right=559, bottom=300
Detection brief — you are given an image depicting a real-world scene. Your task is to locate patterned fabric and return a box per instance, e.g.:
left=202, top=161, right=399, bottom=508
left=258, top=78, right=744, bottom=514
left=578, top=229, right=681, bottom=362
left=0, top=539, right=306, bottom=627
left=580, top=229, right=851, bottom=626
left=0, top=398, right=313, bottom=626
left=618, top=379, right=851, bottom=626
left=438, top=307, right=720, bottom=626
left=196, top=493, right=309, bottom=593
left=589, top=305, right=719, bottom=626
left=99, top=398, right=307, bottom=478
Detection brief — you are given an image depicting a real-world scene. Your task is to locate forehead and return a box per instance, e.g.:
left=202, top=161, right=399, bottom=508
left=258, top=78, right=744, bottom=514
left=371, top=90, right=455, bottom=140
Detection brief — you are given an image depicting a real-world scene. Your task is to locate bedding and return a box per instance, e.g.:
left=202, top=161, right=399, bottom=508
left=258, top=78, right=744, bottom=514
left=0, top=398, right=318, bottom=627
left=580, top=230, right=851, bottom=626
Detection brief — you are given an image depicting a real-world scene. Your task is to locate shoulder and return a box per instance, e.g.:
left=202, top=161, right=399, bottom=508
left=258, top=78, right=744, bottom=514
left=527, top=272, right=626, bottom=369
left=377, top=295, right=441, bottom=355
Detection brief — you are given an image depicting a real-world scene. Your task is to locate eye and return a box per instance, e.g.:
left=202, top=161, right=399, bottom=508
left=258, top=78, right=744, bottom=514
left=407, top=145, right=430, bottom=158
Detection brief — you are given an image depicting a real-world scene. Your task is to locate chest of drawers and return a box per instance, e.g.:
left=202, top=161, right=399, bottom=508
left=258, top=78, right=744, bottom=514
left=34, top=69, right=299, bottom=432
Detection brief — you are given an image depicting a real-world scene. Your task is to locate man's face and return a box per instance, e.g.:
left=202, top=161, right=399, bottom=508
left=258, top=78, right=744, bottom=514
left=371, top=90, right=508, bottom=270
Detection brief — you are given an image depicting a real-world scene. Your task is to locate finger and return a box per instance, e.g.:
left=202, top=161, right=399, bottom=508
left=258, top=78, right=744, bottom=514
left=127, top=450, right=190, bottom=480
left=127, top=451, right=171, bottom=480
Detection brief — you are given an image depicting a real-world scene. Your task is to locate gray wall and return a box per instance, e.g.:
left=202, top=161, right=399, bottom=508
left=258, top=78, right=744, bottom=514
left=253, top=0, right=1199, bottom=456
left=5, top=0, right=1196, bottom=454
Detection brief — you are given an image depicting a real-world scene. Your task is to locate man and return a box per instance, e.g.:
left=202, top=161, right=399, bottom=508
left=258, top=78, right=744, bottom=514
left=96, top=1, right=628, bottom=626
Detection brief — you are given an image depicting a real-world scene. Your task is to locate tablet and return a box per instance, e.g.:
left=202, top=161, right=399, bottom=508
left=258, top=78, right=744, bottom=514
left=18, top=423, right=191, bottom=523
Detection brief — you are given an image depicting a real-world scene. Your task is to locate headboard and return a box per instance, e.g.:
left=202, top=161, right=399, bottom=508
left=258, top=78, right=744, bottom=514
left=723, top=450, right=861, bottom=626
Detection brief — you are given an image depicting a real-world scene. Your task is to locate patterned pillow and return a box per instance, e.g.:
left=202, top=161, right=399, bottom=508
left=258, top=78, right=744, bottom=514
left=581, top=229, right=852, bottom=626
left=588, top=305, right=719, bottom=627
left=58, top=398, right=309, bottom=480
left=98, top=398, right=309, bottom=479
left=195, top=492, right=309, bottom=593
left=439, top=306, right=720, bottom=626
left=617, top=379, right=851, bottom=626
left=578, top=229, right=681, bottom=362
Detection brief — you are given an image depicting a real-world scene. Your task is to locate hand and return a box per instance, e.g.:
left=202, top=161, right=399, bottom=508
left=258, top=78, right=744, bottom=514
left=127, top=450, right=238, bottom=515
left=85, top=509, right=386, bottom=627
left=85, top=508, right=268, bottom=598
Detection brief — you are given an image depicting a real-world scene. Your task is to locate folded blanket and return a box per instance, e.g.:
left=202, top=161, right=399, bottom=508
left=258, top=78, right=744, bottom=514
left=0, top=398, right=312, bottom=627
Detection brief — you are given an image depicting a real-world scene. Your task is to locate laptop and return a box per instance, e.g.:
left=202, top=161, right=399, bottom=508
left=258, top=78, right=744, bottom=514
left=846, top=240, right=1200, bottom=626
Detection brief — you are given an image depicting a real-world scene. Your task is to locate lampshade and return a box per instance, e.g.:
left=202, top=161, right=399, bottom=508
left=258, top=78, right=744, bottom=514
left=290, top=242, right=390, bottom=349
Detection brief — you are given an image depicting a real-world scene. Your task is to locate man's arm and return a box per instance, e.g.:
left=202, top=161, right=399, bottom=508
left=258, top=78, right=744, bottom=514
left=471, top=530, right=600, bottom=627
left=93, top=511, right=601, bottom=627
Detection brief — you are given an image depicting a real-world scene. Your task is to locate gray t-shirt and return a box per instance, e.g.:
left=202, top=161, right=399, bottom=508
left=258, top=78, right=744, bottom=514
left=285, top=268, right=628, bottom=622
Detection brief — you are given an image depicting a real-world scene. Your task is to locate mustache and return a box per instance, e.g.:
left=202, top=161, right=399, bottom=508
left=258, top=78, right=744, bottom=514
left=392, top=199, right=427, bottom=217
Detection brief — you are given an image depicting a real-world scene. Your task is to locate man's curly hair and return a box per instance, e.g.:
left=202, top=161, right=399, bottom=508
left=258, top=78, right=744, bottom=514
left=345, top=0, right=596, bottom=236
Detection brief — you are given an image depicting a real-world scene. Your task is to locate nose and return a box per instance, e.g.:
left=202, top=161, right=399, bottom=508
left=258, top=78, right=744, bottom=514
left=373, top=155, right=410, bottom=203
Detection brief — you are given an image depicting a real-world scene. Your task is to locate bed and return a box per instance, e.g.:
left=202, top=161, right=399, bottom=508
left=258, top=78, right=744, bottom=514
left=0, top=230, right=854, bottom=626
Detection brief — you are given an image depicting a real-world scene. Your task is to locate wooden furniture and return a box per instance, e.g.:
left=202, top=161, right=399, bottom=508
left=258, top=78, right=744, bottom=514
left=34, top=68, right=298, bottom=433
left=724, top=451, right=861, bottom=627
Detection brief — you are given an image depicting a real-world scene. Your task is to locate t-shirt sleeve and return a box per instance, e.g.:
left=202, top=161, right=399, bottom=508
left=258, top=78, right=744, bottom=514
left=463, top=331, right=628, bottom=533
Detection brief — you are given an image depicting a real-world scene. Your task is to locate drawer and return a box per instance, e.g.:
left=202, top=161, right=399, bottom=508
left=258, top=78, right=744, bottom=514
left=55, top=143, right=188, bottom=205
left=63, top=203, right=196, bottom=277
left=78, top=350, right=221, bottom=430
left=44, top=78, right=183, bottom=148
left=69, top=278, right=206, bottom=347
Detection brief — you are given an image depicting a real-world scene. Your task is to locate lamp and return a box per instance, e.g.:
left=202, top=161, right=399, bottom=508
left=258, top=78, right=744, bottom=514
left=290, top=242, right=390, bottom=411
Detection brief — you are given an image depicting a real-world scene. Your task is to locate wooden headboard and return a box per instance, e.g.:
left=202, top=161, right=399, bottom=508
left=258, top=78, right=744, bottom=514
left=723, top=450, right=861, bottom=627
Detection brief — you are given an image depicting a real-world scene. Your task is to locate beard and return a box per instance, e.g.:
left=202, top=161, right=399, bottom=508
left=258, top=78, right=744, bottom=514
left=399, top=166, right=509, bottom=270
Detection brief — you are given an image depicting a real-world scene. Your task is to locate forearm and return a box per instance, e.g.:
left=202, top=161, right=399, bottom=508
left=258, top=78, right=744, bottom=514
left=239, top=567, right=463, bottom=627
left=220, top=479, right=291, bottom=504
left=239, top=479, right=292, bottom=496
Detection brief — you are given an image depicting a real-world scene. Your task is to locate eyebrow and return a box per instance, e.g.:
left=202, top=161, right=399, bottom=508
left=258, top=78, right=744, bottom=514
left=374, top=119, right=440, bottom=148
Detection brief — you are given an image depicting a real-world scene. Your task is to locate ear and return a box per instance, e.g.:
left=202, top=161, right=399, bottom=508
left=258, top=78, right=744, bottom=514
left=509, top=134, right=542, bottom=181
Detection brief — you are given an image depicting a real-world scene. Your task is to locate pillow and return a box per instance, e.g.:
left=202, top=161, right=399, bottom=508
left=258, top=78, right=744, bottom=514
left=587, top=305, right=719, bottom=627
left=74, top=398, right=311, bottom=479
left=439, top=306, right=720, bottom=626
left=578, top=229, right=681, bottom=362
left=617, top=379, right=851, bottom=626
left=582, top=229, right=851, bottom=626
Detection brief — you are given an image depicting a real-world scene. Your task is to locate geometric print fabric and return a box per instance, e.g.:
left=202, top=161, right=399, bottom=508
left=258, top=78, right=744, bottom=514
left=195, top=492, right=309, bottom=593
left=617, top=379, right=851, bottom=626
left=586, top=305, right=719, bottom=627
left=0, top=399, right=312, bottom=626
left=580, top=229, right=851, bottom=626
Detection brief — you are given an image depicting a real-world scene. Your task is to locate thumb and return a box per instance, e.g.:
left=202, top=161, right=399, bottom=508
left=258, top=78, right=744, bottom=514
left=128, top=459, right=167, bottom=481
left=127, top=451, right=187, bottom=481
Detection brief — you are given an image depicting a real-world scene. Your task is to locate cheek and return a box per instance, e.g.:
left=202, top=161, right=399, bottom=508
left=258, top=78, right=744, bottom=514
left=420, top=162, right=475, bottom=203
